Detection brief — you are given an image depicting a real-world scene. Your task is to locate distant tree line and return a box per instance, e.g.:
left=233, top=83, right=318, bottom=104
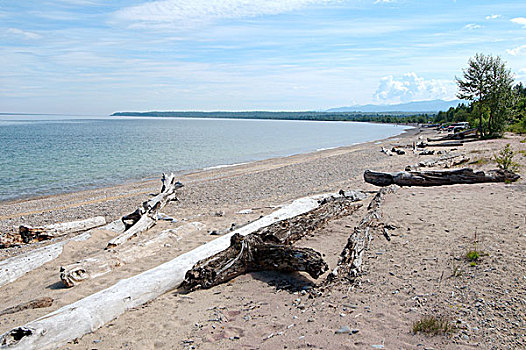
left=112, top=111, right=432, bottom=124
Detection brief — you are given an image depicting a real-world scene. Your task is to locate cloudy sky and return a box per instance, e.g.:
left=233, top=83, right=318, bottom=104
left=1, top=0, right=525, bottom=114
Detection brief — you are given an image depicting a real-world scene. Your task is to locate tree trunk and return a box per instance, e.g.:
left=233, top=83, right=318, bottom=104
left=181, top=233, right=328, bottom=290
left=107, top=173, right=183, bottom=248
left=364, top=168, right=520, bottom=187
left=19, top=217, right=106, bottom=243
left=328, top=186, right=397, bottom=282
left=181, top=195, right=364, bottom=290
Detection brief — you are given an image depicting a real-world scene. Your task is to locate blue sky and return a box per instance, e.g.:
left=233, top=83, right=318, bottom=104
left=1, top=0, right=525, bottom=114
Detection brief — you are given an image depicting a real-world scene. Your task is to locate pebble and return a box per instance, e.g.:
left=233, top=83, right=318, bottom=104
left=335, top=326, right=351, bottom=334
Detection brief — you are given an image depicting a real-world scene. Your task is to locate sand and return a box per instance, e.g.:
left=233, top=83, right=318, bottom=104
left=0, top=128, right=525, bottom=350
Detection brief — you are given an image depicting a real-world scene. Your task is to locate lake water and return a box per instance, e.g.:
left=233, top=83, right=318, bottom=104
left=0, top=115, right=410, bottom=202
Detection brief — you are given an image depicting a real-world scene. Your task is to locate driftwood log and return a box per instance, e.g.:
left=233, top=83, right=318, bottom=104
left=0, top=193, right=346, bottom=350
left=107, top=173, right=183, bottom=248
left=182, top=195, right=364, bottom=290
left=427, top=128, right=477, bottom=141
left=60, top=222, right=205, bottom=287
left=364, top=168, right=520, bottom=187
left=182, top=233, right=328, bottom=290
left=328, top=186, right=397, bottom=282
left=0, top=220, right=124, bottom=289
left=18, top=216, right=106, bottom=244
left=405, top=154, right=470, bottom=171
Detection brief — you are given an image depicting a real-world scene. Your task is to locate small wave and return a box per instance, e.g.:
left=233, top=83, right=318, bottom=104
left=203, top=162, right=249, bottom=170
left=316, top=146, right=338, bottom=151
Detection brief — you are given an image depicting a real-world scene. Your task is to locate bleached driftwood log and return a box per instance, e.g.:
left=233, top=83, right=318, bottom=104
left=426, top=140, right=464, bottom=147
left=19, top=217, right=106, bottom=243
left=182, top=195, right=364, bottom=290
left=0, top=221, right=124, bottom=289
left=364, top=168, right=520, bottom=187
left=0, top=192, right=345, bottom=350
left=427, top=128, right=477, bottom=141
left=328, top=186, right=397, bottom=282
left=405, top=154, right=470, bottom=171
left=60, top=222, right=205, bottom=287
left=107, top=173, right=183, bottom=248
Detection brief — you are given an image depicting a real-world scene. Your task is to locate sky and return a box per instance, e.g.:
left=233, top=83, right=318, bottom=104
left=1, top=0, right=525, bottom=115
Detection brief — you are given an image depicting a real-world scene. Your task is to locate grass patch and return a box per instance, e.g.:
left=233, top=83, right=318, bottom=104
left=466, top=250, right=480, bottom=262
left=412, top=316, right=455, bottom=335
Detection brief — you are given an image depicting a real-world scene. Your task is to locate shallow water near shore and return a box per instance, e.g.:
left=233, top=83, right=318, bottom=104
left=0, top=115, right=410, bottom=202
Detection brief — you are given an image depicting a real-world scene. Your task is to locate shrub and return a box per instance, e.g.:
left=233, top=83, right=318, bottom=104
left=413, top=316, right=455, bottom=335
left=494, top=144, right=519, bottom=171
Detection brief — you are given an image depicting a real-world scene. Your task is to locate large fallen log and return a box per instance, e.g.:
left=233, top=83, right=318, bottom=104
left=181, top=233, right=328, bottom=290
left=19, top=216, right=106, bottom=243
left=0, top=192, right=348, bottom=349
left=60, top=222, right=206, bottom=287
left=364, top=168, right=520, bottom=187
left=0, top=221, right=124, bottom=289
left=427, top=128, right=477, bottom=141
left=328, top=186, right=397, bottom=282
left=181, top=195, right=364, bottom=290
left=107, top=173, right=183, bottom=248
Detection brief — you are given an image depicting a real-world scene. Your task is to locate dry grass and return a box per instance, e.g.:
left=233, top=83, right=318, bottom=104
left=413, top=316, right=455, bottom=336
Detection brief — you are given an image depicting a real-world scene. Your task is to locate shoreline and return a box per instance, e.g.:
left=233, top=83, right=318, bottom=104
left=0, top=125, right=416, bottom=207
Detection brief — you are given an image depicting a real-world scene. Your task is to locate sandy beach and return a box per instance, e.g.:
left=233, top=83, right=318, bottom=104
left=0, top=128, right=525, bottom=350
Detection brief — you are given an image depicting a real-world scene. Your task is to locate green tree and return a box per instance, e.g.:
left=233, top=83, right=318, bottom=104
left=486, top=56, right=514, bottom=136
left=456, top=53, right=514, bottom=137
left=456, top=53, right=492, bottom=137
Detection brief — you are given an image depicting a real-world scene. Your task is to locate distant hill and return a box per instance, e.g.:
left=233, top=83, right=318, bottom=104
left=327, top=99, right=464, bottom=113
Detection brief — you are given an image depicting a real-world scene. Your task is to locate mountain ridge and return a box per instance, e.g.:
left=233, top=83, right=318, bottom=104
left=327, top=99, right=464, bottom=113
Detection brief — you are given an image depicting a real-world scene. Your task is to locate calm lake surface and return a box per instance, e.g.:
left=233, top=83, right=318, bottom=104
left=0, top=115, right=410, bottom=202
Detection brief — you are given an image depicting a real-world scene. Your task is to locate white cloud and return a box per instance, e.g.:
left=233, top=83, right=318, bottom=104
left=116, top=0, right=337, bottom=27
left=374, top=73, right=456, bottom=103
left=507, top=45, right=526, bottom=56
left=511, top=17, right=526, bottom=28
left=6, top=28, right=41, bottom=40
left=485, top=14, right=501, bottom=20
left=463, top=23, right=481, bottom=30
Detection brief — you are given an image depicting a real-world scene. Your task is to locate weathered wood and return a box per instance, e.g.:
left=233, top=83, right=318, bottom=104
left=328, top=186, right=397, bottom=282
left=0, top=221, right=123, bottom=289
left=391, top=147, right=406, bottom=155
left=0, top=192, right=341, bottom=350
left=107, top=173, right=183, bottom=248
left=60, top=222, right=206, bottom=287
left=364, top=168, right=520, bottom=187
left=406, top=154, right=470, bottom=171
left=0, top=298, right=54, bottom=317
left=19, top=217, right=106, bottom=243
left=257, top=196, right=363, bottom=245
left=427, top=141, right=464, bottom=147
left=427, top=128, right=477, bottom=141
left=181, top=195, right=364, bottom=290
left=381, top=147, right=393, bottom=156
left=181, top=233, right=328, bottom=290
